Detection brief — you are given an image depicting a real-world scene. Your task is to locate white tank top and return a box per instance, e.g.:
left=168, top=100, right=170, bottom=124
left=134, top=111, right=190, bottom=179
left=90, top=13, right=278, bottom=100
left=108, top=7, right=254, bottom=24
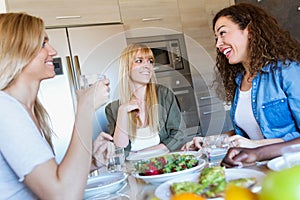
left=130, top=126, right=160, bottom=151
left=235, top=88, right=264, bottom=140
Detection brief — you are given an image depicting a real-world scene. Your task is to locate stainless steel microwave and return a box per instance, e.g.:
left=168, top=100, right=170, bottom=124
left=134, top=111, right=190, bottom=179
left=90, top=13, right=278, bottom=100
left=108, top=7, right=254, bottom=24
left=126, top=34, right=191, bottom=75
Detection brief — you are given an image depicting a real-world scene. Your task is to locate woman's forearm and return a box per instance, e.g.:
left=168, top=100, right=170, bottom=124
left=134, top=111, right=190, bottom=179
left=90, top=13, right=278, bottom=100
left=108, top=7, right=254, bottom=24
left=113, top=110, right=130, bottom=148
left=256, top=138, right=300, bottom=161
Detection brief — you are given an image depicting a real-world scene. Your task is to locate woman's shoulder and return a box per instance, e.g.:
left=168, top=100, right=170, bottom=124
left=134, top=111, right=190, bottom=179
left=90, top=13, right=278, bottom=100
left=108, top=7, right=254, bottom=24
left=263, top=60, right=300, bottom=72
left=0, top=91, right=20, bottom=108
left=155, top=84, right=173, bottom=94
left=105, top=99, right=119, bottom=110
left=0, top=92, right=29, bottom=120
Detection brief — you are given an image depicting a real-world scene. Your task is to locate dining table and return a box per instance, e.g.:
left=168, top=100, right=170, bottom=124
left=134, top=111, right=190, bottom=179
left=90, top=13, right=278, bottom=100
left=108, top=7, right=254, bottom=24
left=87, top=151, right=274, bottom=200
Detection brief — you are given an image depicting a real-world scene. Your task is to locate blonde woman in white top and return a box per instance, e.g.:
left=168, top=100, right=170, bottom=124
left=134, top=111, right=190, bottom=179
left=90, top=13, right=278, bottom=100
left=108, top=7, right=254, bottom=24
left=106, top=43, right=186, bottom=154
left=0, top=13, right=113, bottom=199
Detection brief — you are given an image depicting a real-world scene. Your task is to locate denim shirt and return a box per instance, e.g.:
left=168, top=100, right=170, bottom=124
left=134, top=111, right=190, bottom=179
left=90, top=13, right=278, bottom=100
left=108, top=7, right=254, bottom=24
left=230, top=60, right=300, bottom=141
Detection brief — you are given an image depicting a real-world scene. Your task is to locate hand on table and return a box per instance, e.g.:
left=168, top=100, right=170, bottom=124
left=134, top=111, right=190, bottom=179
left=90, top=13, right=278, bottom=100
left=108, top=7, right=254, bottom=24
left=221, top=147, right=259, bottom=168
left=181, top=137, right=203, bottom=151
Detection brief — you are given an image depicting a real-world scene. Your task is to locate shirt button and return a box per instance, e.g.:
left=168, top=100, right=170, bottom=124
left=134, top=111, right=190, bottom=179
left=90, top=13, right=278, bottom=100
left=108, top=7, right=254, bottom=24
left=262, top=106, right=265, bottom=109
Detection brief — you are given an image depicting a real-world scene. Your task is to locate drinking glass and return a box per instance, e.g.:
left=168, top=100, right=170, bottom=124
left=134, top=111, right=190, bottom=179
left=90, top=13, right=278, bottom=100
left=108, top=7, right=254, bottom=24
left=107, top=146, right=126, bottom=172
left=281, top=144, right=300, bottom=168
left=202, top=134, right=229, bottom=167
left=79, top=74, right=105, bottom=89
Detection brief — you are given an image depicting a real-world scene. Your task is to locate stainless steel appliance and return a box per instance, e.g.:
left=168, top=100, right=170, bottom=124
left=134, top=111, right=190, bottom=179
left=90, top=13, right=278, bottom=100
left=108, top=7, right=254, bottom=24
left=39, top=25, right=127, bottom=163
left=127, top=34, right=190, bottom=76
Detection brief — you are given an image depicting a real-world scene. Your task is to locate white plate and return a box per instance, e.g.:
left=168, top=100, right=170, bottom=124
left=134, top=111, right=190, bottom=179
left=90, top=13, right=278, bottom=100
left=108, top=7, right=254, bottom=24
left=267, top=156, right=288, bottom=171
left=132, top=158, right=206, bottom=185
left=126, top=148, right=170, bottom=161
left=155, top=168, right=265, bottom=200
left=84, top=172, right=128, bottom=199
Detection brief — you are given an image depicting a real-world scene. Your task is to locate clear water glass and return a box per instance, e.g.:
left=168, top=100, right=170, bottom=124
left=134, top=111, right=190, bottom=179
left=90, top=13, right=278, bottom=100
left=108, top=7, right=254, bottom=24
left=79, top=74, right=105, bottom=89
left=281, top=144, right=300, bottom=168
left=202, top=134, right=229, bottom=167
left=107, top=146, right=126, bottom=172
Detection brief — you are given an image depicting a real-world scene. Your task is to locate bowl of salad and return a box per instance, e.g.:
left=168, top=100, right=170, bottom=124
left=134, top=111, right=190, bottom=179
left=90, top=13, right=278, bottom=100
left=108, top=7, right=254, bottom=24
left=132, top=153, right=206, bottom=185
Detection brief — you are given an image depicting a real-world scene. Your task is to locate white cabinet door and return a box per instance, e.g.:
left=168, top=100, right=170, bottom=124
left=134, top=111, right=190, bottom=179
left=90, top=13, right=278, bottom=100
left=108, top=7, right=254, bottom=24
left=67, top=24, right=127, bottom=100
left=119, top=0, right=182, bottom=37
left=67, top=24, right=127, bottom=136
left=7, top=0, right=121, bottom=27
left=42, top=25, right=127, bottom=162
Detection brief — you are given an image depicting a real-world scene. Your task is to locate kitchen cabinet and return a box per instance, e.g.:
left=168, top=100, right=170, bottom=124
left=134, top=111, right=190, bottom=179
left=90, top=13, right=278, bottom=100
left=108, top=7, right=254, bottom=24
left=178, top=0, right=234, bottom=135
left=178, top=0, right=234, bottom=59
left=42, top=25, right=126, bottom=162
left=6, top=0, right=121, bottom=27
left=119, top=0, right=183, bottom=37
left=235, top=0, right=300, bottom=42
left=184, top=36, right=232, bottom=136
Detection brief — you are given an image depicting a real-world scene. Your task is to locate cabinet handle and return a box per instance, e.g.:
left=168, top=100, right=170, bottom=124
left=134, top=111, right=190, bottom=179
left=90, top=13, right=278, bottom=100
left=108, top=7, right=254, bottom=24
left=56, top=16, right=81, bottom=20
left=199, top=96, right=213, bottom=100
left=73, top=55, right=82, bottom=90
left=173, top=90, right=189, bottom=95
left=66, top=56, right=75, bottom=88
left=142, top=17, right=162, bottom=22
left=203, top=109, right=221, bottom=115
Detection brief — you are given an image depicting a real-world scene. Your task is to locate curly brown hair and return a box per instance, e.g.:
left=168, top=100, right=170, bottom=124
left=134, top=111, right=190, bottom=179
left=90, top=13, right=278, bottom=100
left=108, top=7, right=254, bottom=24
left=212, top=3, right=300, bottom=103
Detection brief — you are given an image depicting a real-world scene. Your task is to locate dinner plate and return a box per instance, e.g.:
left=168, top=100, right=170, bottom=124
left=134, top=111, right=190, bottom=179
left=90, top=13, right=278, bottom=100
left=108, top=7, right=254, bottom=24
left=126, top=148, right=170, bottom=161
left=84, top=172, right=128, bottom=199
left=267, top=156, right=288, bottom=171
left=132, top=158, right=206, bottom=185
left=154, top=168, right=265, bottom=200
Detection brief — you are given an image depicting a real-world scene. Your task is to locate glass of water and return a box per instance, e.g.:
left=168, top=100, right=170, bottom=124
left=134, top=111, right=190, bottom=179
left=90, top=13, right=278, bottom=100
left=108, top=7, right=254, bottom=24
left=202, top=134, right=229, bottom=167
left=79, top=74, right=105, bottom=89
left=281, top=144, right=300, bottom=168
left=107, top=146, right=125, bottom=172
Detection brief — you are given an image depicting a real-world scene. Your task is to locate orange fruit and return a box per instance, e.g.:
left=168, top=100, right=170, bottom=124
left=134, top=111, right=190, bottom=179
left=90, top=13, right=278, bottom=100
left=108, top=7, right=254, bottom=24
left=225, top=185, right=258, bottom=200
left=171, top=193, right=206, bottom=200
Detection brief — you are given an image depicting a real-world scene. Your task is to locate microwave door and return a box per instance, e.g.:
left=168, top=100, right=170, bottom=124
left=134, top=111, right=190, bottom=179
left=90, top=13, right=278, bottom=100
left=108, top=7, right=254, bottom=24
left=147, top=42, right=173, bottom=72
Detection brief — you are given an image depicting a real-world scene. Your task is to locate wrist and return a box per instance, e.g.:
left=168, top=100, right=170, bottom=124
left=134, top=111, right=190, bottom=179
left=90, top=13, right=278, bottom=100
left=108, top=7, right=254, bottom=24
left=92, top=156, right=105, bottom=169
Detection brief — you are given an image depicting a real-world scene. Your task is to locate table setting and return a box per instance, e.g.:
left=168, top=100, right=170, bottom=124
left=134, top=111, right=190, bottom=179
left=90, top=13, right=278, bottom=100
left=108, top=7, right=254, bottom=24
left=83, top=137, right=300, bottom=200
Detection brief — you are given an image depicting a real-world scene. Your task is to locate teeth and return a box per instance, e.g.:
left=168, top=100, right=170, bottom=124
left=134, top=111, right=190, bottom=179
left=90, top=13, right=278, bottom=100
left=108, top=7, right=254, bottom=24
left=141, top=71, right=150, bottom=75
left=45, top=61, right=53, bottom=65
left=223, top=48, right=232, bottom=56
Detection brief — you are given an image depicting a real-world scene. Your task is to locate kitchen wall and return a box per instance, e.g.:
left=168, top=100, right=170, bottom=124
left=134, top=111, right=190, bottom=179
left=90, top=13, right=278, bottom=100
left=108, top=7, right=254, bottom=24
left=0, top=0, right=6, bottom=13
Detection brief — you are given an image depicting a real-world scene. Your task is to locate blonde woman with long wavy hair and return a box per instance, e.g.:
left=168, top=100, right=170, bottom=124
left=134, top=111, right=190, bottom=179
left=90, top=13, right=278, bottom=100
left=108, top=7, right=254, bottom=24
left=106, top=43, right=186, bottom=155
left=0, top=12, right=113, bottom=199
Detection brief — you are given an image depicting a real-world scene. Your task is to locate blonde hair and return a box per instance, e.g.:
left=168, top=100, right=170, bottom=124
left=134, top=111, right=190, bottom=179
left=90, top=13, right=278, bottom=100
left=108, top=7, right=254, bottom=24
left=118, top=43, right=159, bottom=140
left=0, top=13, right=53, bottom=149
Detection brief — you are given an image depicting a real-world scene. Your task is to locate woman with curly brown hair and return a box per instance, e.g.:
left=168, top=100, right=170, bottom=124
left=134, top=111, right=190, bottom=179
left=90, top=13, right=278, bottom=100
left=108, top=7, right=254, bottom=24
left=182, top=3, right=300, bottom=151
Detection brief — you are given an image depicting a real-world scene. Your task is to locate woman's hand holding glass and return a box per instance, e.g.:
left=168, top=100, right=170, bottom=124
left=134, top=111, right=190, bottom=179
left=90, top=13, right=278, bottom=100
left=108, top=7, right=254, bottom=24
left=77, top=77, right=110, bottom=110
left=92, top=132, right=114, bottom=169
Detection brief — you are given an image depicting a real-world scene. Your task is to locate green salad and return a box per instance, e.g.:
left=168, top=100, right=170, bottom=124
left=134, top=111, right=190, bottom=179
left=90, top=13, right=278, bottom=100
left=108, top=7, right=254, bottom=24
left=134, top=154, right=198, bottom=176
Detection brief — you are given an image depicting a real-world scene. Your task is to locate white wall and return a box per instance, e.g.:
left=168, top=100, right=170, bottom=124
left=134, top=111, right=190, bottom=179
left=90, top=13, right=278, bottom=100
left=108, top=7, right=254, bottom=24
left=0, top=0, right=6, bottom=13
